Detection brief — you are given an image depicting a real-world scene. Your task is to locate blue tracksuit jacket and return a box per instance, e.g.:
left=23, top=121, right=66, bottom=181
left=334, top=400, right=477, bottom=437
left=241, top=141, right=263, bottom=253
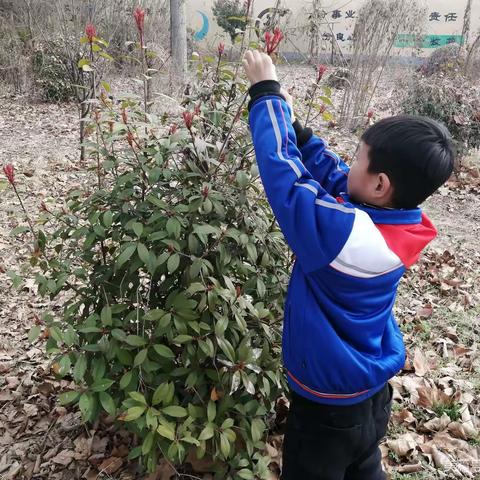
left=248, top=83, right=437, bottom=405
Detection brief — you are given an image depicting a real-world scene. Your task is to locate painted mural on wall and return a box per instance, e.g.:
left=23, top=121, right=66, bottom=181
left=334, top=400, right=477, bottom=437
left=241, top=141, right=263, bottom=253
left=189, top=0, right=479, bottom=57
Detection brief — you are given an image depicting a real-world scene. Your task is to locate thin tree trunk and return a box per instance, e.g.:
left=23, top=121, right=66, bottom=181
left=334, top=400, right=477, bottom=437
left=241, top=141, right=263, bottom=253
left=462, top=0, right=473, bottom=47
left=170, top=0, right=188, bottom=87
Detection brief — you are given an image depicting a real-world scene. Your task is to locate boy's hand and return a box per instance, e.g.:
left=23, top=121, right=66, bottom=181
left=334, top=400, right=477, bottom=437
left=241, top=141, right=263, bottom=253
left=243, top=50, right=278, bottom=86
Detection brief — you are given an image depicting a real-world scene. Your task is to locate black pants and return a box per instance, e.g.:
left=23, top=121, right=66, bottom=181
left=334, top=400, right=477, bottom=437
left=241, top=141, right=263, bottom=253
left=281, top=381, right=393, bottom=480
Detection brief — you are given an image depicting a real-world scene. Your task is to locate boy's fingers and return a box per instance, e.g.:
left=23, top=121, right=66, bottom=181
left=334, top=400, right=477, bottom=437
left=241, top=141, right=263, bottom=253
left=244, top=50, right=254, bottom=65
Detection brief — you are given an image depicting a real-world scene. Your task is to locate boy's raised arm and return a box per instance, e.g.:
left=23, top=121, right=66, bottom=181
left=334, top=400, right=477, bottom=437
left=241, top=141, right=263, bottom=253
left=291, top=118, right=350, bottom=198
left=243, top=51, right=356, bottom=273
left=248, top=74, right=350, bottom=197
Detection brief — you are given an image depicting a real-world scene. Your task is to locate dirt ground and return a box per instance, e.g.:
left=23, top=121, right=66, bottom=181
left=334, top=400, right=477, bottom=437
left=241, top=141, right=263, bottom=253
left=1, top=66, right=480, bottom=479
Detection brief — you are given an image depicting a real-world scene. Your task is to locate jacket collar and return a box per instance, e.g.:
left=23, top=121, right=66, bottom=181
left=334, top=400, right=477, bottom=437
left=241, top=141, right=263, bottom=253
left=339, top=193, right=423, bottom=225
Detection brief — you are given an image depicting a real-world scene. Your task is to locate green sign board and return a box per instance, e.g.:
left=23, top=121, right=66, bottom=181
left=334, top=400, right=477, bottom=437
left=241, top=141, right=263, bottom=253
left=395, top=34, right=464, bottom=49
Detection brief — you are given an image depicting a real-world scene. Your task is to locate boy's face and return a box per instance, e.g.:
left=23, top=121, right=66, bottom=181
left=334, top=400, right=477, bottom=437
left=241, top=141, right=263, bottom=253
left=347, top=141, right=393, bottom=207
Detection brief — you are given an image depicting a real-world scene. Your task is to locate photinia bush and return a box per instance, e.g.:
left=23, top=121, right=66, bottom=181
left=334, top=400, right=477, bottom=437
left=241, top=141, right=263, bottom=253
left=17, top=15, right=291, bottom=479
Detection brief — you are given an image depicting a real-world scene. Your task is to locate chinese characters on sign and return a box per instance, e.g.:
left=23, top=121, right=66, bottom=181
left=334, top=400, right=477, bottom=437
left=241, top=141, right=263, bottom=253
left=394, top=34, right=463, bottom=49
left=331, top=9, right=356, bottom=19
left=429, top=11, right=458, bottom=22
left=329, top=9, right=355, bottom=44
left=324, top=7, right=463, bottom=50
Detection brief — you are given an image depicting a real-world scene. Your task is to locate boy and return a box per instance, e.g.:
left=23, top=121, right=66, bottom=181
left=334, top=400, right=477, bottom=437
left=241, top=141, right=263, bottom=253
left=242, top=50, right=455, bottom=480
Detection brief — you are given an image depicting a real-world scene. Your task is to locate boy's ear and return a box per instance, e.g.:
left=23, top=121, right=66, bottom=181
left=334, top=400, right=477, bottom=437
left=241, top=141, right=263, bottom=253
left=375, top=173, right=392, bottom=196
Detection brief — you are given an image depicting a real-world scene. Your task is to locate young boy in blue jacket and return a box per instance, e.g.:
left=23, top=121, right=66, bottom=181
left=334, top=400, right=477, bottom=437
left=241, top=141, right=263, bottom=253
left=243, top=50, right=455, bottom=480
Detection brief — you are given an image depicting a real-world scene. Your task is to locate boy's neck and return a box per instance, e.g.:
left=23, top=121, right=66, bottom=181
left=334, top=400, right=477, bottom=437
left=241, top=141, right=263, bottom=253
left=361, top=201, right=397, bottom=211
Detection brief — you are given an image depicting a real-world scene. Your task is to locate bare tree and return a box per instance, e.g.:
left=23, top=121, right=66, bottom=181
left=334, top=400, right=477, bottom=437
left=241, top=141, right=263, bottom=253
left=170, top=0, right=187, bottom=86
left=339, top=0, right=426, bottom=131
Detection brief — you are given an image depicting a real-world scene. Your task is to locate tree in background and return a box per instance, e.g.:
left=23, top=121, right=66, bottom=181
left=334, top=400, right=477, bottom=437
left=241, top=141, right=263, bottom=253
left=212, top=0, right=248, bottom=44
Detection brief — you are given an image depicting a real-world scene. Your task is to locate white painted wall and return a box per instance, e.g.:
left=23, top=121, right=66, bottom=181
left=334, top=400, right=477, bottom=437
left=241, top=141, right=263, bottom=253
left=187, top=0, right=480, bottom=57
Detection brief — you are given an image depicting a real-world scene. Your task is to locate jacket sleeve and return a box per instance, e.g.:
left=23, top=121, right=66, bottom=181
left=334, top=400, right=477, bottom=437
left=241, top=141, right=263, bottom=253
left=292, top=119, right=350, bottom=198
left=248, top=95, right=357, bottom=273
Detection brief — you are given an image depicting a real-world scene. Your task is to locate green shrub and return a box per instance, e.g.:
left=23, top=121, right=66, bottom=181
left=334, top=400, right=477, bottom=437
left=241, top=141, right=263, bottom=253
left=32, top=47, right=76, bottom=102
left=401, top=74, right=480, bottom=159
left=212, top=0, right=248, bottom=43
left=26, top=48, right=289, bottom=478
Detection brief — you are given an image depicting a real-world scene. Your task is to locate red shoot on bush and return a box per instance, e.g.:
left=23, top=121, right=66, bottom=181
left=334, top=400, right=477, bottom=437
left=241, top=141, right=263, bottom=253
left=183, top=111, right=195, bottom=130
left=367, top=109, right=375, bottom=119
left=85, top=24, right=97, bottom=44
left=3, top=164, right=15, bottom=185
left=169, top=123, right=178, bottom=135
left=218, top=42, right=225, bottom=56
left=317, top=64, right=327, bottom=82
left=264, top=27, right=284, bottom=56
left=134, top=6, right=146, bottom=46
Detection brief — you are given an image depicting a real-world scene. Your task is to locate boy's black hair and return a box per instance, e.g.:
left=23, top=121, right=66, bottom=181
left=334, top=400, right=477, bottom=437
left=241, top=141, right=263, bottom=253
left=361, top=115, right=455, bottom=209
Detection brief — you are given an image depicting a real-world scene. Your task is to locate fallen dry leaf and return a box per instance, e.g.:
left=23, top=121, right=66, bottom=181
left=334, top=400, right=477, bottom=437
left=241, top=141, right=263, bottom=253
left=98, top=456, right=123, bottom=475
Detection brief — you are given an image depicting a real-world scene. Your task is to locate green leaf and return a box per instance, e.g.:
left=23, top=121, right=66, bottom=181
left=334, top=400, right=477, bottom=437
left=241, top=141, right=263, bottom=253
left=79, top=393, right=94, bottom=419
left=217, top=337, right=235, bottom=363
left=78, top=326, right=102, bottom=333
left=153, top=344, right=175, bottom=359
left=319, top=95, right=333, bottom=106
left=99, top=391, right=116, bottom=416
left=125, top=335, right=147, bottom=347
left=256, top=278, right=266, bottom=298
left=163, top=406, right=188, bottom=418
left=198, top=424, right=214, bottom=440
left=73, top=355, right=87, bottom=383
left=246, top=243, right=257, bottom=262
left=146, top=195, right=168, bottom=209
left=137, top=243, right=150, bottom=265
left=251, top=418, right=264, bottom=443
left=134, top=348, right=148, bottom=367
left=142, top=431, right=155, bottom=455
left=167, top=254, right=180, bottom=273
left=236, top=170, right=249, bottom=188
left=123, top=405, right=146, bottom=421
left=181, top=435, right=200, bottom=446
left=90, top=378, right=114, bottom=392
left=129, top=391, right=148, bottom=405
left=10, top=226, right=30, bottom=236
left=194, top=224, right=219, bottom=235
left=120, top=370, right=133, bottom=390
left=166, top=218, right=181, bottom=239
left=99, top=51, right=114, bottom=61
left=173, top=335, right=193, bottom=344
left=78, top=58, right=90, bottom=68
left=102, top=211, right=113, bottom=228
left=144, top=309, right=164, bottom=321
left=152, top=382, right=171, bottom=406
left=127, top=446, right=142, bottom=460
left=28, top=325, right=42, bottom=343
left=100, top=305, right=112, bottom=326
left=207, top=400, right=216, bottom=423
left=117, top=244, right=136, bottom=268
left=58, top=355, right=71, bottom=376
left=237, top=469, right=255, bottom=479
left=220, top=432, right=230, bottom=458
left=157, top=423, right=175, bottom=441
left=132, top=222, right=144, bottom=237
left=101, top=81, right=111, bottom=93
left=59, top=390, right=80, bottom=405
